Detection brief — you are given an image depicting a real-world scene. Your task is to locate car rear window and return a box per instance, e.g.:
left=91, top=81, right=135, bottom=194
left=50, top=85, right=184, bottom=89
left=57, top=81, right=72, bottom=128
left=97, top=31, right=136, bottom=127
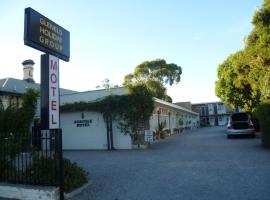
left=231, top=113, right=249, bottom=121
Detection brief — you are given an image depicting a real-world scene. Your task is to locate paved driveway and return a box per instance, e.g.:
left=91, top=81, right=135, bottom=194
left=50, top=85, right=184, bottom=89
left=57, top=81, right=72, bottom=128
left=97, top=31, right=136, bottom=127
left=64, top=127, right=270, bottom=200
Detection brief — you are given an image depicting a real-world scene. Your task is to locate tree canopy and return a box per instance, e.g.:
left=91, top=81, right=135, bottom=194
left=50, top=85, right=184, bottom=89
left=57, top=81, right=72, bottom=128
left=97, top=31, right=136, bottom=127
left=124, top=59, right=182, bottom=102
left=215, top=51, right=260, bottom=112
left=215, top=0, right=270, bottom=112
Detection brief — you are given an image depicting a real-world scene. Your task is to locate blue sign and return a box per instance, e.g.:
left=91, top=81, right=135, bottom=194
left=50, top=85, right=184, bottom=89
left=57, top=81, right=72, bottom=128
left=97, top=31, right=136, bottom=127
left=24, top=7, right=70, bottom=61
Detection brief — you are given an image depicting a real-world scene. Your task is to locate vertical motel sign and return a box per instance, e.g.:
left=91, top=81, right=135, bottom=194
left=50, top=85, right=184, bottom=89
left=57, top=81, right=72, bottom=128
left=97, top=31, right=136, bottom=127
left=49, top=56, right=59, bottom=128
left=40, top=54, right=60, bottom=129
left=24, top=7, right=70, bottom=129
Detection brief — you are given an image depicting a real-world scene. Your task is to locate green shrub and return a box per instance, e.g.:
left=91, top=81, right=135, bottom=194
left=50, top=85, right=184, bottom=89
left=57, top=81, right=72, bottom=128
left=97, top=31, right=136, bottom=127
left=22, top=155, right=59, bottom=185
left=63, top=158, right=89, bottom=193
left=0, top=89, right=88, bottom=192
left=22, top=156, right=89, bottom=193
left=255, top=101, right=270, bottom=149
left=0, top=89, right=38, bottom=180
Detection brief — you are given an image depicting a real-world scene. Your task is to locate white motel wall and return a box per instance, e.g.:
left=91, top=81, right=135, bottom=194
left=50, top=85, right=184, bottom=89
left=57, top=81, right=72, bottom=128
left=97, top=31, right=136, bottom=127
left=60, top=87, right=199, bottom=150
left=61, top=111, right=132, bottom=150
left=150, top=98, right=199, bottom=133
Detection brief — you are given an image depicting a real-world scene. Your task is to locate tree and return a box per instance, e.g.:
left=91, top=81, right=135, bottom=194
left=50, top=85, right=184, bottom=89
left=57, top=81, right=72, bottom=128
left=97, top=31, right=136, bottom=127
left=96, top=78, right=119, bottom=90
left=248, top=0, right=270, bottom=101
left=215, top=51, right=260, bottom=112
left=124, top=59, right=182, bottom=102
left=215, top=0, right=270, bottom=111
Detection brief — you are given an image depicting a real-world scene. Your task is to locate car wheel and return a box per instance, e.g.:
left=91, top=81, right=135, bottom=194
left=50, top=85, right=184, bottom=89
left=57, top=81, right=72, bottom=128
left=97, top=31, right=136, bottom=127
left=227, top=135, right=231, bottom=139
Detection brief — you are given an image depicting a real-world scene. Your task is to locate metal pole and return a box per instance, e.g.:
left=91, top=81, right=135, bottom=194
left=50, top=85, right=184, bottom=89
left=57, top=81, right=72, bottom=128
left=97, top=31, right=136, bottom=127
left=109, top=114, right=114, bottom=150
left=106, top=115, right=111, bottom=150
left=40, top=54, right=49, bottom=130
left=58, top=129, right=64, bottom=200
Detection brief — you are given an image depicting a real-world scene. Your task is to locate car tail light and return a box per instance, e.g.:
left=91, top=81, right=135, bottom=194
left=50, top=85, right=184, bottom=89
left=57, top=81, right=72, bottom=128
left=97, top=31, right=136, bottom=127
left=227, top=124, right=233, bottom=129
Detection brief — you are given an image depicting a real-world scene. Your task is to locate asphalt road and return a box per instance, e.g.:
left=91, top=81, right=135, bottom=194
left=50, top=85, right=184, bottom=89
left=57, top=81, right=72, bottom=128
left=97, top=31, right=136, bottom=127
left=64, top=127, right=270, bottom=200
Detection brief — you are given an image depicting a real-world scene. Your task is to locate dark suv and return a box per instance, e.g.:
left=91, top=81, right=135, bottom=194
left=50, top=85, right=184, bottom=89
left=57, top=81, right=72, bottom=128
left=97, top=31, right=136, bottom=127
left=227, top=112, right=255, bottom=138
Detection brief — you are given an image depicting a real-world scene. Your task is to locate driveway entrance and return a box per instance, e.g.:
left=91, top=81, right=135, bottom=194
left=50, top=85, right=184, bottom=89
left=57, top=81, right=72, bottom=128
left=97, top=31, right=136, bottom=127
left=65, top=127, right=270, bottom=200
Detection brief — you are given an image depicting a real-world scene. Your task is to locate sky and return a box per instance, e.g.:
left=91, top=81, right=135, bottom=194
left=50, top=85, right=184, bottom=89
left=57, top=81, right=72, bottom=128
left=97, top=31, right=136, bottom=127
left=0, top=0, right=263, bottom=103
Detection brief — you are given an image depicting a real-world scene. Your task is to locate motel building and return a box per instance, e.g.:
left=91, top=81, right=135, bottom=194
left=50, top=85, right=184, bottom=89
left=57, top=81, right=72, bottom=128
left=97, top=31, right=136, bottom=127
left=0, top=60, right=199, bottom=150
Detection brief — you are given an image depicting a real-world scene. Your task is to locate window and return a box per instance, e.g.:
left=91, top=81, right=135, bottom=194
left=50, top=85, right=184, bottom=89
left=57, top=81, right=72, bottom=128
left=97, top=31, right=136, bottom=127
left=9, top=96, right=15, bottom=107
left=217, top=103, right=224, bottom=110
left=231, top=113, right=249, bottom=121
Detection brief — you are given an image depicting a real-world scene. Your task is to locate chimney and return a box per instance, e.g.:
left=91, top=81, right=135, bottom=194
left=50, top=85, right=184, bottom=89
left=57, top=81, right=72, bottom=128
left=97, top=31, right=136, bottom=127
left=22, top=59, right=35, bottom=83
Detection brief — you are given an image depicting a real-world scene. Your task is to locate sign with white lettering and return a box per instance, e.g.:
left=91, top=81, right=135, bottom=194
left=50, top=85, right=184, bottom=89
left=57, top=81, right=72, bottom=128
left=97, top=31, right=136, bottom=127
left=24, top=7, right=70, bottom=61
left=49, top=55, right=59, bottom=129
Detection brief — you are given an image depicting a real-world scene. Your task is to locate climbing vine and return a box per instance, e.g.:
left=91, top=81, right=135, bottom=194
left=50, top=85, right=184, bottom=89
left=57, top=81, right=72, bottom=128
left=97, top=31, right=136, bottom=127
left=61, top=84, right=155, bottom=135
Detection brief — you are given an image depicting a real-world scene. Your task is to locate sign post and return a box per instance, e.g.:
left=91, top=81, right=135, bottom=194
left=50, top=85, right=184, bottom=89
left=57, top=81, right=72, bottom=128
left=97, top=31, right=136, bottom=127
left=24, top=7, right=70, bottom=200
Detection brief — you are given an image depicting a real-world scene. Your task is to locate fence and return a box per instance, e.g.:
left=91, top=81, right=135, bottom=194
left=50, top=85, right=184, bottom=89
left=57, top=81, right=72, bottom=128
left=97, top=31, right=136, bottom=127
left=0, top=128, right=63, bottom=194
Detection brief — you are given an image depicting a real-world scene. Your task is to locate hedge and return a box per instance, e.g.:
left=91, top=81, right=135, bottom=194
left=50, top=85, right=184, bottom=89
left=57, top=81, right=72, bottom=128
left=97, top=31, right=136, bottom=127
left=255, top=101, right=270, bottom=149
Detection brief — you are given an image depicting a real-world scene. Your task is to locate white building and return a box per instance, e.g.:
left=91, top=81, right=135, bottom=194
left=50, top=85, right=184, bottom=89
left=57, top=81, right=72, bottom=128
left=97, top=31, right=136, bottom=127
left=192, top=102, right=233, bottom=126
left=60, top=88, right=199, bottom=150
left=1, top=60, right=199, bottom=150
left=60, top=87, right=131, bottom=150
left=151, top=98, right=199, bottom=132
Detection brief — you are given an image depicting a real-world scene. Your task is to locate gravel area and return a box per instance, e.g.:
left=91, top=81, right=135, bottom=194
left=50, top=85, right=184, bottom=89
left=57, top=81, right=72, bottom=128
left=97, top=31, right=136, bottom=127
left=64, top=127, right=270, bottom=200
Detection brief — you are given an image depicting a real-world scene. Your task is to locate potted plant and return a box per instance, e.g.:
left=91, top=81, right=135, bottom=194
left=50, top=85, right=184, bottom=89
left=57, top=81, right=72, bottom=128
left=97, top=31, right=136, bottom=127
left=178, top=119, right=184, bottom=133
left=156, top=121, right=166, bottom=139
